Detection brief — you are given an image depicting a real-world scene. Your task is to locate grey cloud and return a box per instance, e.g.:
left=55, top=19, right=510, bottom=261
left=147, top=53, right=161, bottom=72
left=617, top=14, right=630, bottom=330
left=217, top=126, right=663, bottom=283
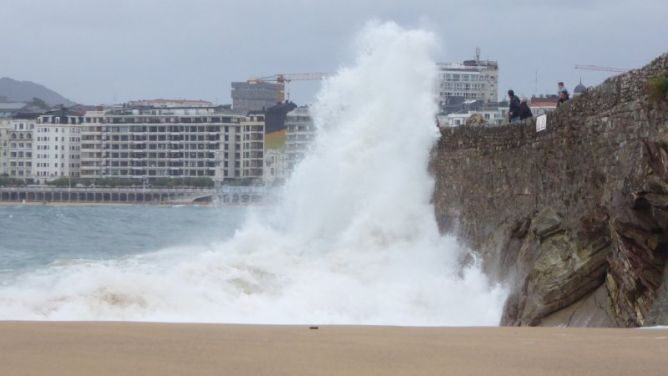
left=2, top=0, right=666, bottom=105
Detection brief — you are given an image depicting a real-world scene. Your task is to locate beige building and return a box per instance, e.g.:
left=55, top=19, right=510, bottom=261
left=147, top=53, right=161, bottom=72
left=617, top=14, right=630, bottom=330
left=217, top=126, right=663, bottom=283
left=79, top=105, right=262, bottom=183
left=239, top=113, right=265, bottom=180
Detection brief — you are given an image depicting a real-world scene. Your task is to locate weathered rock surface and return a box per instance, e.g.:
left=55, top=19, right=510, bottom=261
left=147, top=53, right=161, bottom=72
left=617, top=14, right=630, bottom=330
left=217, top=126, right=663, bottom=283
left=430, top=53, right=668, bottom=327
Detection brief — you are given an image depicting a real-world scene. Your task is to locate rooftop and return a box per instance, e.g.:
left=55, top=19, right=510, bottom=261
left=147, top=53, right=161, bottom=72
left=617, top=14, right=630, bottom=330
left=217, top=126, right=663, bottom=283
left=126, top=99, right=214, bottom=108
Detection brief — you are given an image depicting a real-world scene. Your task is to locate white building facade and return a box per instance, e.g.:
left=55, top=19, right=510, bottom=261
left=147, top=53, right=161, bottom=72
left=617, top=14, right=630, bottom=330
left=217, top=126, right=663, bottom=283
left=1, top=117, right=36, bottom=179
left=79, top=106, right=248, bottom=183
left=33, top=110, right=82, bottom=183
left=436, top=54, right=498, bottom=110
left=0, top=119, right=9, bottom=176
left=437, top=106, right=508, bottom=127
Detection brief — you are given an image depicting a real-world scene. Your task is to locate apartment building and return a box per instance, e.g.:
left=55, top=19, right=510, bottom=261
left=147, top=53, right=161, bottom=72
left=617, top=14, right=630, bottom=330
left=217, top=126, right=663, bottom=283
left=78, top=110, right=105, bottom=178
left=33, top=109, right=82, bottom=183
left=239, top=113, right=265, bottom=180
left=0, top=119, right=9, bottom=176
left=285, top=106, right=316, bottom=173
left=437, top=50, right=498, bottom=111
left=79, top=105, right=251, bottom=183
left=0, top=115, right=37, bottom=179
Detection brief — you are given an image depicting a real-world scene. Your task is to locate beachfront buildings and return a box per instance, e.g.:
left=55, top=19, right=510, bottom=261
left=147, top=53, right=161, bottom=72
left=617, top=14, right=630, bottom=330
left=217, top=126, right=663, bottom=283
left=436, top=50, right=499, bottom=112
left=239, top=113, right=265, bottom=180
left=79, top=105, right=250, bottom=182
left=262, top=106, right=316, bottom=183
left=0, top=115, right=37, bottom=179
left=0, top=102, right=273, bottom=185
left=285, top=106, right=316, bottom=172
left=33, top=109, right=82, bottom=183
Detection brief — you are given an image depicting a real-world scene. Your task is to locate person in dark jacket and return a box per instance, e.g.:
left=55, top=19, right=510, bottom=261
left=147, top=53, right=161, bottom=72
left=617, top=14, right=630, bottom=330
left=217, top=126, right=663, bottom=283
left=519, top=98, right=533, bottom=120
left=507, top=90, right=520, bottom=123
left=557, top=82, right=570, bottom=107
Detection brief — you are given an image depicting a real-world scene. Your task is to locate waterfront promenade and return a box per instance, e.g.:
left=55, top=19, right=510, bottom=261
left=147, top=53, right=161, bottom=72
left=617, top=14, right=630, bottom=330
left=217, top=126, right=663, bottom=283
left=0, top=186, right=273, bottom=205
left=0, top=187, right=213, bottom=205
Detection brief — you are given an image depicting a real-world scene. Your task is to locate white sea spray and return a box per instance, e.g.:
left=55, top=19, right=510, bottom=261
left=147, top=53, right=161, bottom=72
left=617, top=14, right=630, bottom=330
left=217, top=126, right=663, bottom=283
left=0, top=21, right=506, bottom=325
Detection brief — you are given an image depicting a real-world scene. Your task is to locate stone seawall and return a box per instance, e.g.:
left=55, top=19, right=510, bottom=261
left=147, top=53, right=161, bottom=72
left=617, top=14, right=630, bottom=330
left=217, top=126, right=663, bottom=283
left=430, top=53, right=668, bottom=327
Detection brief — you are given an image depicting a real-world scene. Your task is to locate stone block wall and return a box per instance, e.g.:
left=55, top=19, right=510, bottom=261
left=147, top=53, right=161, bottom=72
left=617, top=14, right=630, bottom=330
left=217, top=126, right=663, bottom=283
left=430, top=53, right=668, bottom=327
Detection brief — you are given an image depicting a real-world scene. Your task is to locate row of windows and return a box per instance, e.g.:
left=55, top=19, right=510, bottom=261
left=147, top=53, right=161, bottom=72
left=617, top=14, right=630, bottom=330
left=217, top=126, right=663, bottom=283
left=440, top=82, right=486, bottom=90
left=35, top=154, right=80, bottom=160
left=9, top=143, right=31, bottom=148
left=34, top=171, right=80, bottom=177
left=101, top=143, right=223, bottom=151
left=441, top=73, right=485, bottom=82
left=39, top=117, right=82, bottom=125
left=35, top=162, right=80, bottom=168
left=36, top=127, right=81, bottom=133
left=105, top=117, right=241, bottom=125
left=9, top=152, right=32, bottom=158
left=104, top=161, right=216, bottom=168
left=101, top=152, right=217, bottom=159
left=8, top=133, right=31, bottom=140
left=441, top=91, right=481, bottom=99
left=35, top=136, right=80, bottom=142
left=101, top=169, right=217, bottom=177
left=101, top=135, right=221, bottom=142
left=11, top=123, right=35, bottom=130
left=98, top=125, right=238, bottom=133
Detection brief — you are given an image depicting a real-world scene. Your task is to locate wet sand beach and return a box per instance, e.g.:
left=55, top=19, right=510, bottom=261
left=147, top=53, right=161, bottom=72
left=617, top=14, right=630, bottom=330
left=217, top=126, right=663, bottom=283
left=0, top=323, right=666, bottom=375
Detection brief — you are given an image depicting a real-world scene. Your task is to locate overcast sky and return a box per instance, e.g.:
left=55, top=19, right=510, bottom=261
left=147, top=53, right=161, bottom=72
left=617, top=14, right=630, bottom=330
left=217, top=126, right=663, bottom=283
left=2, top=0, right=666, bottom=105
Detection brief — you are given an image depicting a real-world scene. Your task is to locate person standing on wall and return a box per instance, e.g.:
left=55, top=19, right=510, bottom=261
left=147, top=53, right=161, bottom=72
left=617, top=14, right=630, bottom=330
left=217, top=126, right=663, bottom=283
left=508, top=90, right=521, bottom=123
left=557, top=82, right=570, bottom=107
left=519, top=98, right=533, bottom=120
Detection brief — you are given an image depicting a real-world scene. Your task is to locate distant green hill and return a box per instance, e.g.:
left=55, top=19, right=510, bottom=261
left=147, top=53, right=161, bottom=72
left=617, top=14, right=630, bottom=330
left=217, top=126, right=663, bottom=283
left=0, top=77, right=75, bottom=106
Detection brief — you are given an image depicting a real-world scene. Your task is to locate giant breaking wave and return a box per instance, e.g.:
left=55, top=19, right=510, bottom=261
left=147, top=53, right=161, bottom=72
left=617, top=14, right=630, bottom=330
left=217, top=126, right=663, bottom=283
left=0, top=22, right=506, bottom=325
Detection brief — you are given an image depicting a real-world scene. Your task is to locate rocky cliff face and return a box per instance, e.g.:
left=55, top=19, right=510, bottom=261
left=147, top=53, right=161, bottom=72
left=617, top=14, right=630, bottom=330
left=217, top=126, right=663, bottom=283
left=430, top=53, right=668, bottom=327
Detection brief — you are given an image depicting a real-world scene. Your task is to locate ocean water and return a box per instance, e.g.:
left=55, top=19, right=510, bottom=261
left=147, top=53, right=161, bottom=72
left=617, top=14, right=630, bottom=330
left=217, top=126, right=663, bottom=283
left=0, top=206, right=249, bottom=278
left=0, top=22, right=507, bottom=325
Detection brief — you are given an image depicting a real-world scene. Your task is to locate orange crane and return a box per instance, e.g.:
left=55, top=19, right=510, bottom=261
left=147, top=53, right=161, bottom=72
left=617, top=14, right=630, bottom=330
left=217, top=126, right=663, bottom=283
left=574, top=64, right=628, bottom=73
left=248, top=72, right=329, bottom=103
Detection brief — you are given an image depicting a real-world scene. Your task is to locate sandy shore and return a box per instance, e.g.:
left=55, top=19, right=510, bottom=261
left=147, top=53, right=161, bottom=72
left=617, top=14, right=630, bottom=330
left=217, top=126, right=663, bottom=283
left=0, top=323, right=666, bottom=375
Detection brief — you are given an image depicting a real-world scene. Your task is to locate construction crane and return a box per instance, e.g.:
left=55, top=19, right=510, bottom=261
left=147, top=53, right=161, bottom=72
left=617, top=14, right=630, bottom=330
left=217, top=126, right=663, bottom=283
left=248, top=72, right=329, bottom=103
left=574, top=64, right=628, bottom=73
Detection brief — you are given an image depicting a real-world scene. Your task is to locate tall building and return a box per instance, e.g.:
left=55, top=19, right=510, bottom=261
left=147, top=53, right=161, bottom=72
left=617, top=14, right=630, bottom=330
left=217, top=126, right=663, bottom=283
left=1, top=115, right=37, bottom=179
left=0, top=118, right=9, bottom=176
left=79, top=105, right=248, bottom=183
left=436, top=50, right=498, bottom=111
left=285, top=106, right=316, bottom=173
left=33, top=108, right=83, bottom=182
left=0, top=101, right=272, bottom=185
left=231, top=82, right=281, bottom=113
left=239, top=113, right=265, bottom=180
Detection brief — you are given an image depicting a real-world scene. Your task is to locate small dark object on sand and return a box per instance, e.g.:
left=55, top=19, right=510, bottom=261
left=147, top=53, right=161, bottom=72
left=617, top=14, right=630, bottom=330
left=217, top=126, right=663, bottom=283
left=309, top=326, right=319, bottom=330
